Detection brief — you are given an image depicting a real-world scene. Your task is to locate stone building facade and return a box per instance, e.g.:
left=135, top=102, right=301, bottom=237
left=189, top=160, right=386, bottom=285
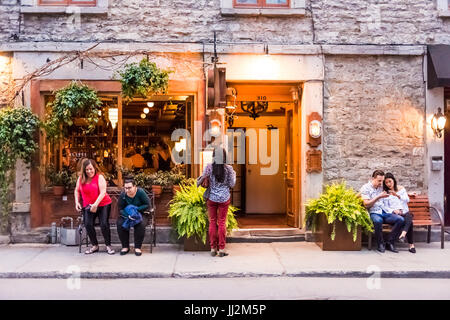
left=0, top=0, right=449, bottom=237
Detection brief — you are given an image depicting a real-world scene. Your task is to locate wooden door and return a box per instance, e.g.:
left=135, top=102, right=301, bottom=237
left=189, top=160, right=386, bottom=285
left=229, top=128, right=246, bottom=215
left=285, top=101, right=300, bottom=227
left=444, top=90, right=450, bottom=226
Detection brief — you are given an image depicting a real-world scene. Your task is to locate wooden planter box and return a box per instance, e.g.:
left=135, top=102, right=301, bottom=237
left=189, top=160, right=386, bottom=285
left=315, top=213, right=362, bottom=251
left=183, top=234, right=210, bottom=251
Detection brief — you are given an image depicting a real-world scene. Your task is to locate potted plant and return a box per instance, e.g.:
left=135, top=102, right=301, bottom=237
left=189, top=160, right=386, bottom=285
left=169, top=172, right=186, bottom=194
left=46, top=165, right=73, bottom=196
left=168, top=180, right=239, bottom=251
left=133, top=172, right=154, bottom=194
left=150, top=171, right=170, bottom=196
left=43, top=81, right=102, bottom=143
left=116, top=57, right=171, bottom=102
left=305, top=181, right=374, bottom=251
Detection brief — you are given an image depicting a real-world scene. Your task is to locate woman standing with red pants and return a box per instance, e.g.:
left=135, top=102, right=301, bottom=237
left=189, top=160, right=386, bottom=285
left=198, top=148, right=236, bottom=257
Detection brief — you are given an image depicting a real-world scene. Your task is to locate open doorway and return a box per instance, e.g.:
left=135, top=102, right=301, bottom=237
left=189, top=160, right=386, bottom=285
left=226, top=83, right=301, bottom=229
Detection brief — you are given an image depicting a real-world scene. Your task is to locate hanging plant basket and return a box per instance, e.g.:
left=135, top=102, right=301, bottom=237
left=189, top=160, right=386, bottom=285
left=116, top=57, right=171, bottom=102
left=43, top=81, right=102, bottom=142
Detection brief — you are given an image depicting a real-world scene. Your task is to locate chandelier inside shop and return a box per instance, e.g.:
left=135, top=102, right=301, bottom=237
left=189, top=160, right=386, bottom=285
left=241, top=101, right=269, bottom=120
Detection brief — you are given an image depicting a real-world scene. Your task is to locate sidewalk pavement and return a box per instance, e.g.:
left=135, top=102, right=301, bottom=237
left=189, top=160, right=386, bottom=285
left=1, top=241, right=450, bottom=279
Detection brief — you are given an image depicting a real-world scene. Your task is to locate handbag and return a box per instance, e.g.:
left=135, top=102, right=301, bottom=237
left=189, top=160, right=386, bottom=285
left=201, top=176, right=211, bottom=201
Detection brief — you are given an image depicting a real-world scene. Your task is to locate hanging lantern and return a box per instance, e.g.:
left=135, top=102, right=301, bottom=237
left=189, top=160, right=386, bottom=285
left=108, top=107, right=118, bottom=129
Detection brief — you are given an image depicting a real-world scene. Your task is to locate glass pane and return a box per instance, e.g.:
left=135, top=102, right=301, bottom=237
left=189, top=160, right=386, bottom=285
left=265, top=0, right=288, bottom=4
left=69, top=0, right=96, bottom=5
left=235, top=0, right=258, bottom=4
left=39, top=0, right=68, bottom=5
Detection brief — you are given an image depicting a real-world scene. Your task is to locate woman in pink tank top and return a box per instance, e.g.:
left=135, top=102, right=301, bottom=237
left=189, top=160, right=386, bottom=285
left=75, top=159, right=114, bottom=255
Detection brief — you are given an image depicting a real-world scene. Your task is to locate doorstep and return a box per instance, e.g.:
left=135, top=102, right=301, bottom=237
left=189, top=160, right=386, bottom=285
left=228, top=228, right=305, bottom=243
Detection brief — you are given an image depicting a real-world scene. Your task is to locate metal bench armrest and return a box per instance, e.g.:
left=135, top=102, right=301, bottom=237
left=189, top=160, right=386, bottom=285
left=429, top=206, right=444, bottom=226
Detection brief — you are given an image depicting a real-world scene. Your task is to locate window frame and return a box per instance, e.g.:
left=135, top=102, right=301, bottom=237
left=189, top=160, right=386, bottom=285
left=233, top=0, right=290, bottom=8
left=38, top=0, right=97, bottom=6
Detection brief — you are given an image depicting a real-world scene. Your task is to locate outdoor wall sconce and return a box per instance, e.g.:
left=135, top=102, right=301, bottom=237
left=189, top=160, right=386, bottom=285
left=309, top=120, right=322, bottom=139
left=210, top=119, right=222, bottom=136
left=431, top=107, right=447, bottom=138
left=225, top=105, right=237, bottom=127
left=143, top=107, right=150, bottom=114
left=108, top=107, right=118, bottom=130
left=307, top=112, right=322, bottom=148
left=147, top=102, right=154, bottom=108
left=140, top=113, right=146, bottom=119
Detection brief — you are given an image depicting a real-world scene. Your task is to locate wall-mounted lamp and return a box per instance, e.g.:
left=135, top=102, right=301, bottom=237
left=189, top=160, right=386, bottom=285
left=431, top=107, right=447, bottom=138
left=309, top=120, right=322, bottom=139
left=147, top=102, right=154, bottom=108
left=143, top=107, right=150, bottom=114
left=108, top=107, right=118, bottom=130
left=210, top=119, right=222, bottom=136
left=307, top=112, right=322, bottom=148
left=290, top=87, right=300, bottom=102
left=140, top=113, right=146, bottom=119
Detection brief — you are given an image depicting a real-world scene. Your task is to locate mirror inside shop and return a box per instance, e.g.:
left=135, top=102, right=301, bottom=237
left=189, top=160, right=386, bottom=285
left=51, top=95, right=192, bottom=187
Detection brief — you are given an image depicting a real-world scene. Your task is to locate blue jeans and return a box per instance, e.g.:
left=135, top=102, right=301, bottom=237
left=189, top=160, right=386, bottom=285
left=370, top=211, right=405, bottom=245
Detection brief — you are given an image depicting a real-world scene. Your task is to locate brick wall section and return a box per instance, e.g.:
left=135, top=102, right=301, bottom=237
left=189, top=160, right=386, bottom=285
left=0, top=1, right=448, bottom=44
left=323, top=55, right=426, bottom=192
left=0, top=1, right=20, bottom=42
left=16, top=0, right=314, bottom=43
left=312, top=0, right=450, bottom=45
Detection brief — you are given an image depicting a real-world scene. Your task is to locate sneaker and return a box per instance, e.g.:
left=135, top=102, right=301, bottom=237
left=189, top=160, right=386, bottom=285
left=210, top=249, right=217, bottom=257
left=409, top=247, right=416, bottom=254
left=218, top=250, right=228, bottom=257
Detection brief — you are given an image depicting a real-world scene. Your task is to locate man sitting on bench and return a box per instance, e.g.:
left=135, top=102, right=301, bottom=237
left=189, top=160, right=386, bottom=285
left=360, top=170, right=405, bottom=253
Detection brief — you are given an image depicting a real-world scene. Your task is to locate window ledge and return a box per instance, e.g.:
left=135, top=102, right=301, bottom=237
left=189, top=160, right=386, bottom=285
left=20, top=6, right=108, bottom=15
left=220, top=8, right=306, bottom=17
left=438, top=10, right=450, bottom=17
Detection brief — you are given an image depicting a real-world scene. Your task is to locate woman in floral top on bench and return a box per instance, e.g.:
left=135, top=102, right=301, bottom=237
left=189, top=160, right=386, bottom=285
left=383, top=172, right=416, bottom=253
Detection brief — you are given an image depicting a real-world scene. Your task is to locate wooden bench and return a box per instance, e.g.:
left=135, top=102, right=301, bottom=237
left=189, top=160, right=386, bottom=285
left=78, top=187, right=157, bottom=253
left=368, top=194, right=445, bottom=250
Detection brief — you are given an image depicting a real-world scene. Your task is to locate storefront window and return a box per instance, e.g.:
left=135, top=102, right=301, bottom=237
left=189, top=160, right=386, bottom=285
left=38, top=0, right=97, bottom=6
left=234, top=0, right=289, bottom=7
left=44, top=94, right=192, bottom=189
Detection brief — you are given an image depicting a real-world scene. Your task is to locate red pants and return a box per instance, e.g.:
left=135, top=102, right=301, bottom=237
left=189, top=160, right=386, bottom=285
left=207, top=199, right=230, bottom=250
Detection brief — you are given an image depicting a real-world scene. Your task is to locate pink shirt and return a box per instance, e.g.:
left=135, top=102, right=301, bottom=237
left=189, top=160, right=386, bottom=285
left=79, top=174, right=112, bottom=207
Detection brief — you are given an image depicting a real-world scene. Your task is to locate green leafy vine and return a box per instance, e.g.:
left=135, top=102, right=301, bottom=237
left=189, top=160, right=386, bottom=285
left=0, top=107, right=40, bottom=233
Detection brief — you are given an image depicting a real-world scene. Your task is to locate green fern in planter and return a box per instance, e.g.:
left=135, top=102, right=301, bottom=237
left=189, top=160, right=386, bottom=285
left=305, top=181, right=374, bottom=242
left=168, top=181, right=238, bottom=244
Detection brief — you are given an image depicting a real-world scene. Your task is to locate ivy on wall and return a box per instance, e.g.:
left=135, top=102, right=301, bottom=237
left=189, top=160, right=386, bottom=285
left=0, top=107, right=40, bottom=233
